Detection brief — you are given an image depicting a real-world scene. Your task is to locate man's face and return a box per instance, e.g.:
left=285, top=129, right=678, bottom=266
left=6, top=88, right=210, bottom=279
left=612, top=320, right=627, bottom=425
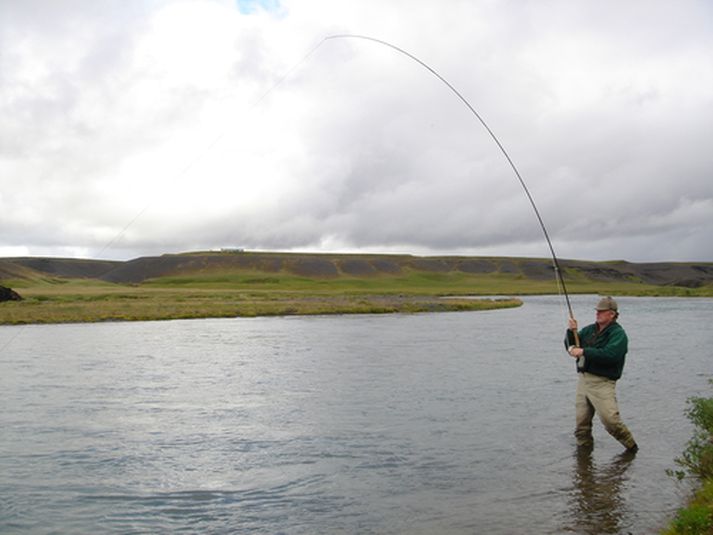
left=595, top=309, right=616, bottom=326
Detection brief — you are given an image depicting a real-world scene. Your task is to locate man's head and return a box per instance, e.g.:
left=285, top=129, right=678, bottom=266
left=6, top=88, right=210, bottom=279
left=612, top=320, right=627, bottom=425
left=595, top=296, right=619, bottom=326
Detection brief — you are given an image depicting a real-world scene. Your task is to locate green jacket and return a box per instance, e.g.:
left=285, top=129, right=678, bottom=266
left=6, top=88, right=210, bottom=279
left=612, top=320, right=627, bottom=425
left=565, top=322, right=628, bottom=380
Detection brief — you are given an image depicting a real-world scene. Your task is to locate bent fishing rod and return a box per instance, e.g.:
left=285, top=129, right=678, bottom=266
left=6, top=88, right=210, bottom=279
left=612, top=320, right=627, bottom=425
left=318, top=34, right=578, bottom=338
left=89, top=33, right=579, bottom=344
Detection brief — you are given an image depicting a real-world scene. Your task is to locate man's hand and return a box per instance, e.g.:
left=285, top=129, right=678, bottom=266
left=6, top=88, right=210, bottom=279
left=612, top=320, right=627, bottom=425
left=568, top=318, right=578, bottom=331
left=568, top=346, right=584, bottom=358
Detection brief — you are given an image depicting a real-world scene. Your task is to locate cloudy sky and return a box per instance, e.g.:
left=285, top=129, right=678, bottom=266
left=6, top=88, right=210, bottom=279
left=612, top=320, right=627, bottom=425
left=1, top=0, right=711, bottom=262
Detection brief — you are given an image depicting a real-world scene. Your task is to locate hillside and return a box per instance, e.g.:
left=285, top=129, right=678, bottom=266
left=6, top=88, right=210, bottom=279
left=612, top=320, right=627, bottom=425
left=1, top=251, right=712, bottom=290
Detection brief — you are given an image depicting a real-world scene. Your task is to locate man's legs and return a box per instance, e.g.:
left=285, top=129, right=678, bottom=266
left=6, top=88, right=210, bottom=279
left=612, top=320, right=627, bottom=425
left=575, top=374, right=595, bottom=447
left=579, top=373, right=637, bottom=450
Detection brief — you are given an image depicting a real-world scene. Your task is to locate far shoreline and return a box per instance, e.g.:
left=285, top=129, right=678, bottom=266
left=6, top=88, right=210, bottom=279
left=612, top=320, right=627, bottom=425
left=4, top=288, right=713, bottom=327
left=2, top=250, right=711, bottom=325
left=0, top=294, right=524, bottom=326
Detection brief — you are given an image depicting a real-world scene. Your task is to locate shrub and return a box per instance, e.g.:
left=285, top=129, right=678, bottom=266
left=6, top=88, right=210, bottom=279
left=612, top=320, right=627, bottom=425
left=673, top=381, right=713, bottom=481
left=670, top=505, right=713, bottom=534
left=664, top=380, right=713, bottom=535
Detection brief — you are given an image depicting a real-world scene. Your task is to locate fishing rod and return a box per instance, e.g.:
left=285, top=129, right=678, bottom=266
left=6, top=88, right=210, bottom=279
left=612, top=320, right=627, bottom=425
left=318, top=34, right=578, bottom=335
left=1, top=34, right=584, bottom=356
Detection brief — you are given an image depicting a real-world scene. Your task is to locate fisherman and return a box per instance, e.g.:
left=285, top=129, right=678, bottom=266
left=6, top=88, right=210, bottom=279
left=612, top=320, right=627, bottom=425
left=565, top=296, right=638, bottom=452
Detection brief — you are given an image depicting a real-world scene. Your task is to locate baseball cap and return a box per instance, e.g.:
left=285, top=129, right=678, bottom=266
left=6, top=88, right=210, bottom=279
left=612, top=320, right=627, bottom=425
left=595, top=296, right=618, bottom=311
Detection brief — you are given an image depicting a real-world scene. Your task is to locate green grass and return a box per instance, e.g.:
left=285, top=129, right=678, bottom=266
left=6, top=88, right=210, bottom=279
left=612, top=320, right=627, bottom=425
left=1, top=265, right=710, bottom=325
left=664, top=380, right=713, bottom=534
left=141, top=268, right=712, bottom=296
left=0, top=278, right=523, bottom=324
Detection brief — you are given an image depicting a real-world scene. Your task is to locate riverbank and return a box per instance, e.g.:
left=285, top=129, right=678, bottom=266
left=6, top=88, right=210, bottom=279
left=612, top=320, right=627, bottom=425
left=663, top=380, right=713, bottom=534
left=0, top=284, right=523, bottom=324
left=1, top=251, right=711, bottom=324
left=1, top=276, right=710, bottom=325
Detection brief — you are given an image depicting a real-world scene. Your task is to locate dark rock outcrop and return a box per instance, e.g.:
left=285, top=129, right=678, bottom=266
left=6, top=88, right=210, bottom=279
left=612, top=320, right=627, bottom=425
left=0, top=286, right=22, bottom=302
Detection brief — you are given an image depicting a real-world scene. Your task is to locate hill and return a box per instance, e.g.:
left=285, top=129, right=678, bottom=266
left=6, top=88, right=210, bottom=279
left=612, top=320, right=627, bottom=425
left=1, top=251, right=712, bottom=290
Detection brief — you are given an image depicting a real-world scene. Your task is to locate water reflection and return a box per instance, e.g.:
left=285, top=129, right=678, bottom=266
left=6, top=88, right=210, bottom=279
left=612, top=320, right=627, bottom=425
left=566, top=448, right=637, bottom=534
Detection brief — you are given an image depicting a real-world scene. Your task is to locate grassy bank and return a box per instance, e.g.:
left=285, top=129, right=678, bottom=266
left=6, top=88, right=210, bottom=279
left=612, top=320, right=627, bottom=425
left=0, top=279, right=523, bottom=324
left=663, top=380, right=713, bottom=534
left=140, top=272, right=712, bottom=297
left=1, top=265, right=710, bottom=325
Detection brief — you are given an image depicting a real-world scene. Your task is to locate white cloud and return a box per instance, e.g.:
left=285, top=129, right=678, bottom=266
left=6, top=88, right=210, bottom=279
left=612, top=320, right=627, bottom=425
left=0, top=0, right=712, bottom=262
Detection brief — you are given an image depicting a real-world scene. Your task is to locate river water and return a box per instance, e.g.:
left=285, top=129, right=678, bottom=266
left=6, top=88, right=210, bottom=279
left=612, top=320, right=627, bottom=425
left=1, top=295, right=711, bottom=534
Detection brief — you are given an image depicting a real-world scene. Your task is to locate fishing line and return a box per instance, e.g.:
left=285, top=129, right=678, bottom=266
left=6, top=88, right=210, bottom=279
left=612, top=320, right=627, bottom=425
left=0, top=40, right=328, bottom=356
left=99, top=32, right=578, bottom=322
left=17, top=33, right=577, bottom=340
left=0, top=325, right=25, bottom=354
left=316, top=34, right=577, bottom=322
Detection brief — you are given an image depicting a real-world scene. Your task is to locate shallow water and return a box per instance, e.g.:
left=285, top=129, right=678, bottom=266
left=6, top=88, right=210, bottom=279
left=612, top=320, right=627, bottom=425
left=1, top=295, right=711, bottom=534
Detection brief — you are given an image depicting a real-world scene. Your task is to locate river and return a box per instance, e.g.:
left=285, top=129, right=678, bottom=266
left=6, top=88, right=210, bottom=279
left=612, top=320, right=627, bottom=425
left=1, top=295, right=711, bottom=534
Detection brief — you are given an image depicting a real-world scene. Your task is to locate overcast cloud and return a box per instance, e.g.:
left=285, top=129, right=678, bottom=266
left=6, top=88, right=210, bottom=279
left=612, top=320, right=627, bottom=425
left=1, top=0, right=711, bottom=262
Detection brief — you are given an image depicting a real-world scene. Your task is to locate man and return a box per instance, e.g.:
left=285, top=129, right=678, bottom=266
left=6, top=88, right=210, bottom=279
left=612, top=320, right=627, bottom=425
left=565, top=296, right=638, bottom=452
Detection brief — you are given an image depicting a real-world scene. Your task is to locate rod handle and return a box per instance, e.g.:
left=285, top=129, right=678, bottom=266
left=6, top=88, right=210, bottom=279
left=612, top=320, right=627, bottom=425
left=568, top=314, right=581, bottom=348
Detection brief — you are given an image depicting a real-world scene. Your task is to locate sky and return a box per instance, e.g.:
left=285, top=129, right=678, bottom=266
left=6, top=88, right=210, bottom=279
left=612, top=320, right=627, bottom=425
left=1, top=0, right=712, bottom=262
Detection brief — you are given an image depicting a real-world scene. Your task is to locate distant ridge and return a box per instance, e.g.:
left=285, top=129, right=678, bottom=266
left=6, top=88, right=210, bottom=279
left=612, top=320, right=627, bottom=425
left=1, top=251, right=712, bottom=289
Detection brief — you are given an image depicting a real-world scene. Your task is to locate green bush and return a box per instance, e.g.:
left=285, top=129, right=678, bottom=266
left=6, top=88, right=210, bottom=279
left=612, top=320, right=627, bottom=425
left=664, top=380, right=713, bottom=534
left=671, top=505, right=713, bottom=534
left=673, top=381, right=713, bottom=481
